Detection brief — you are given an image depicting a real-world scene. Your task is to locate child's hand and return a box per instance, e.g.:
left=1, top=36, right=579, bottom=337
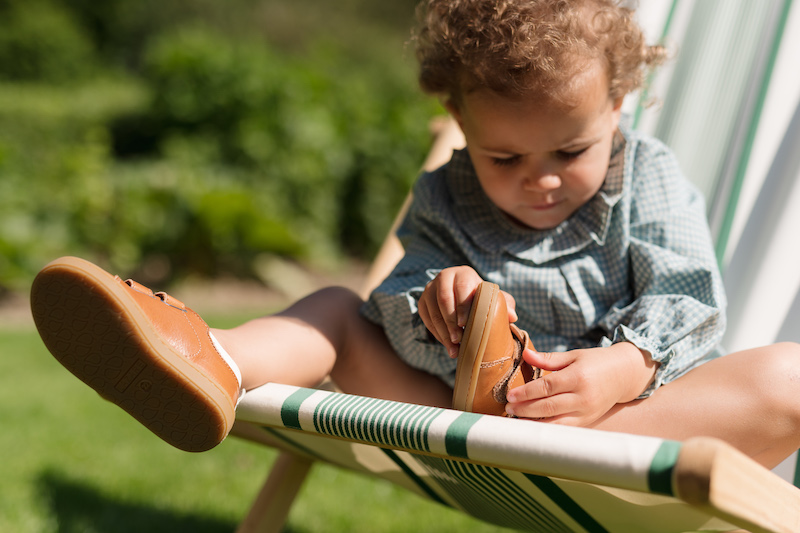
left=505, top=343, right=658, bottom=425
left=418, top=267, right=517, bottom=358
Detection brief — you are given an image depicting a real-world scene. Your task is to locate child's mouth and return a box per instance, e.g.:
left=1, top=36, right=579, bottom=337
left=529, top=200, right=562, bottom=211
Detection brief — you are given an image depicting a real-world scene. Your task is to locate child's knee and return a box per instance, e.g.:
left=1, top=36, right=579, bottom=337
left=281, top=286, right=366, bottom=344
left=293, top=286, right=365, bottom=318
left=755, top=342, right=800, bottom=417
left=761, top=342, right=800, bottom=378
left=312, top=285, right=365, bottom=309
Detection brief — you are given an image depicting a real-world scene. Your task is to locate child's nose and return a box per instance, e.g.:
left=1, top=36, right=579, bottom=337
left=522, top=174, right=561, bottom=191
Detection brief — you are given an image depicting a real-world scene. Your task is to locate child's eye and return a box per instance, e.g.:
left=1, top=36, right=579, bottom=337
left=492, top=155, right=520, bottom=167
left=556, top=147, right=588, bottom=160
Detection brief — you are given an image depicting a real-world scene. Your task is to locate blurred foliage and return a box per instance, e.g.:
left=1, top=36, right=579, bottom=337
left=0, top=0, right=97, bottom=82
left=0, top=0, right=439, bottom=289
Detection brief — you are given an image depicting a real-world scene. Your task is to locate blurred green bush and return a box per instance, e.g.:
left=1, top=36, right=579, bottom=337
left=0, top=0, right=97, bottom=82
left=0, top=0, right=439, bottom=290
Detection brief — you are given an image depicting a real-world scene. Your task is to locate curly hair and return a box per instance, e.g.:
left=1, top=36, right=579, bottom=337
left=414, top=0, right=665, bottom=105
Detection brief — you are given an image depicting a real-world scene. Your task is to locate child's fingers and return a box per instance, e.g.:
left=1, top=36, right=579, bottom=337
left=508, top=348, right=623, bottom=425
left=453, top=282, right=476, bottom=330
left=419, top=266, right=484, bottom=358
left=505, top=366, right=584, bottom=419
left=506, top=372, right=559, bottom=404
left=418, top=294, right=447, bottom=343
left=434, top=278, right=463, bottom=345
left=522, top=348, right=573, bottom=371
left=506, top=355, right=577, bottom=403
left=451, top=268, right=483, bottom=329
left=419, top=287, right=459, bottom=358
left=505, top=392, right=582, bottom=421
left=500, top=290, right=518, bottom=322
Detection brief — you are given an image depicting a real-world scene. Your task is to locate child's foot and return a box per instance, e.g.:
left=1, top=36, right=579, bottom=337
left=452, top=281, right=544, bottom=416
left=30, top=256, right=242, bottom=452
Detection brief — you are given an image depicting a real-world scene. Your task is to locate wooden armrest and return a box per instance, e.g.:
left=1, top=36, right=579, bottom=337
left=675, top=437, right=800, bottom=533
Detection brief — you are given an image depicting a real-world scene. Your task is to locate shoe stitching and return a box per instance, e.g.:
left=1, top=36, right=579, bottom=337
left=182, top=310, right=203, bottom=359
left=491, top=337, right=524, bottom=404
left=479, top=356, right=512, bottom=369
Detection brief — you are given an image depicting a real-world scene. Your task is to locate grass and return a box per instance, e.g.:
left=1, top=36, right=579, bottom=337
left=0, top=317, right=512, bottom=532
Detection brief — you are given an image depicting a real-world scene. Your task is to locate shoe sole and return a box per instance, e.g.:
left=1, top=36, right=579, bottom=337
left=452, top=282, right=499, bottom=412
left=30, top=257, right=234, bottom=452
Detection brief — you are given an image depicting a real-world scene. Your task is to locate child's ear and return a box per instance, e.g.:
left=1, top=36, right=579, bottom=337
left=443, top=98, right=464, bottom=129
left=610, top=95, right=625, bottom=125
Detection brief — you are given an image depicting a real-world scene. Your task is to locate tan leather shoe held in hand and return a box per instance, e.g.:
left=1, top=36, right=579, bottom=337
left=30, top=256, right=242, bottom=452
left=452, top=281, right=545, bottom=416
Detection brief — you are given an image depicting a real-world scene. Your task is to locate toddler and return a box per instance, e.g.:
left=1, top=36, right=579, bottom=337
left=31, top=0, right=800, bottom=469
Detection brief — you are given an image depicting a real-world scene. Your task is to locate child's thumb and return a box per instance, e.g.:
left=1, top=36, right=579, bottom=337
left=501, top=290, right=518, bottom=322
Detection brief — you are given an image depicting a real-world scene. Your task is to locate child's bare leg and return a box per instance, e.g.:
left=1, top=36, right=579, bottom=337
left=587, top=343, right=800, bottom=468
left=211, top=286, right=453, bottom=407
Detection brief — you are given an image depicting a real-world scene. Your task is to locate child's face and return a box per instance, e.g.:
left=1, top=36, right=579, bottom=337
left=449, top=71, right=623, bottom=230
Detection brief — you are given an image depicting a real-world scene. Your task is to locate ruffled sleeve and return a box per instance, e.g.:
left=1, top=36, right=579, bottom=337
left=597, top=139, right=726, bottom=396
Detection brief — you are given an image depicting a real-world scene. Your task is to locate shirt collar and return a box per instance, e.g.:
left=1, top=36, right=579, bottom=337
left=448, top=128, right=628, bottom=264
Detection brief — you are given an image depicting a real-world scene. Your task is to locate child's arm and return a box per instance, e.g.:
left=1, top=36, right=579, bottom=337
left=506, top=344, right=658, bottom=425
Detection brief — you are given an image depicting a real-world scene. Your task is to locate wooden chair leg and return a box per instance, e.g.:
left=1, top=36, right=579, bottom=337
left=236, top=452, right=314, bottom=533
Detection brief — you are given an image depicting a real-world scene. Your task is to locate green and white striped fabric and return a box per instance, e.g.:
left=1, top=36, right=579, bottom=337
left=235, top=383, right=740, bottom=532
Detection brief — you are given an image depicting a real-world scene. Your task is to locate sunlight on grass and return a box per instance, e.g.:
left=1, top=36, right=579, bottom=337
left=0, top=325, right=511, bottom=532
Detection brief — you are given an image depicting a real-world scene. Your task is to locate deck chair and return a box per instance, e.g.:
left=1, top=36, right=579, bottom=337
left=229, top=119, right=800, bottom=533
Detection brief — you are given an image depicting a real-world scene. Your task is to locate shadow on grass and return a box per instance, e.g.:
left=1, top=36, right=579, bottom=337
left=38, top=469, right=242, bottom=533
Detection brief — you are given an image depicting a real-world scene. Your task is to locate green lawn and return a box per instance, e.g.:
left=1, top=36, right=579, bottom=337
left=0, top=317, right=511, bottom=532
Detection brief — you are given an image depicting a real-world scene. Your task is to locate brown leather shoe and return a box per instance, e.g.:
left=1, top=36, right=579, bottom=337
left=30, top=256, right=242, bottom=452
left=452, top=281, right=544, bottom=416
